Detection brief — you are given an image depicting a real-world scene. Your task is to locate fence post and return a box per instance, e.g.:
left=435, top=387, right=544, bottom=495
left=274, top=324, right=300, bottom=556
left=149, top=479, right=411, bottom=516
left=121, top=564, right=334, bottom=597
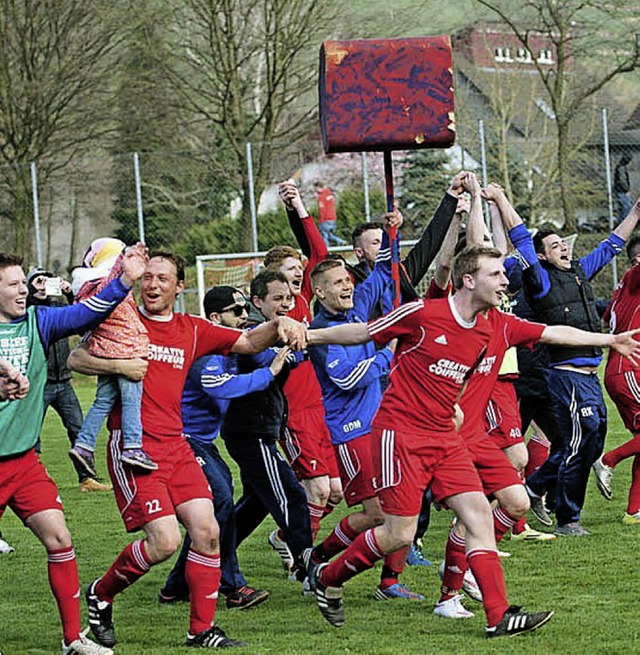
left=478, top=119, right=490, bottom=224
left=246, top=142, right=259, bottom=252
left=133, top=152, right=145, bottom=244
left=196, top=257, right=206, bottom=318
left=361, top=152, right=371, bottom=222
left=602, top=108, right=617, bottom=289
left=30, top=162, right=43, bottom=267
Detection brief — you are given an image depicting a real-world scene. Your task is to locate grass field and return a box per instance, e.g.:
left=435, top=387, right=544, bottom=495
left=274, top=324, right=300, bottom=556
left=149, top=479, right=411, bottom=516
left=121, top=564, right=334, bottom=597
left=1, top=375, right=638, bottom=654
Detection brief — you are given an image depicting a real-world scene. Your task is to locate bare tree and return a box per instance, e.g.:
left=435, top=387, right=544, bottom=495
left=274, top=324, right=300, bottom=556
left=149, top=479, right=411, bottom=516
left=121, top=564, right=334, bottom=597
left=0, top=0, right=123, bottom=255
left=159, top=0, right=334, bottom=249
left=474, top=0, right=640, bottom=231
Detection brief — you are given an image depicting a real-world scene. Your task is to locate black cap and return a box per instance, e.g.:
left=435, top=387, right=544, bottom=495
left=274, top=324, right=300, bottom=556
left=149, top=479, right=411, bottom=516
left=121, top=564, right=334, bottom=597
left=203, top=286, right=247, bottom=316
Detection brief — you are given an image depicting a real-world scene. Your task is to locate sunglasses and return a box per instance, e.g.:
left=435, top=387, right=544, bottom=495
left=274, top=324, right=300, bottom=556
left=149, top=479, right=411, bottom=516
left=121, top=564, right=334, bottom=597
left=223, top=304, right=248, bottom=316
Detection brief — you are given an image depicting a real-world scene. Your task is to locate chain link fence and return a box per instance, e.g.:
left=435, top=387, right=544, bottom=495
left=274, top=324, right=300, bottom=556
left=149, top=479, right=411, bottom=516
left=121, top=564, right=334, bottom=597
left=1, top=102, right=637, bottom=310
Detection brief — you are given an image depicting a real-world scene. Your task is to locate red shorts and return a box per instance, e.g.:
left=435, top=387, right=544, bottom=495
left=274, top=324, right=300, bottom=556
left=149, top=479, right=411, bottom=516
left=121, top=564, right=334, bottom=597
left=280, top=405, right=340, bottom=480
left=108, top=430, right=213, bottom=532
left=463, top=430, right=523, bottom=496
left=605, top=370, right=640, bottom=433
left=0, top=449, right=63, bottom=522
left=334, top=434, right=377, bottom=507
left=484, top=379, right=524, bottom=449
left=370, top=426, right=483, bottom=516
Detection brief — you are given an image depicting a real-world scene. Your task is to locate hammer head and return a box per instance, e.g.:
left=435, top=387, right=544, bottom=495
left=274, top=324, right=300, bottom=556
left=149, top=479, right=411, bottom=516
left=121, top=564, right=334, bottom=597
left=319, top=36, right=455, bottom=154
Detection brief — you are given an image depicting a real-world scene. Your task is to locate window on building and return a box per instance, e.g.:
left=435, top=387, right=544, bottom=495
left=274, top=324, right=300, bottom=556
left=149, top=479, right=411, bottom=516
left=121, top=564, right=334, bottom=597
left=516, top=47, right=532, bottom=63
left=494, top=46, right=513, bottom=63
left=538, top=49, right=554, bottom=64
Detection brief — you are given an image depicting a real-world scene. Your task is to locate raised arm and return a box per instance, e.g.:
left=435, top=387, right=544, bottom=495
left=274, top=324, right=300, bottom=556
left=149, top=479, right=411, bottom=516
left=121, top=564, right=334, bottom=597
left=279, top=180, right=329, bottom=300
left=401, top=171, right=465, bottom=288
left=433, top=208, right=462, bottom=291
left=463, top=172, right=487, bottom=247
left=613, top=196, right=640, bottom=242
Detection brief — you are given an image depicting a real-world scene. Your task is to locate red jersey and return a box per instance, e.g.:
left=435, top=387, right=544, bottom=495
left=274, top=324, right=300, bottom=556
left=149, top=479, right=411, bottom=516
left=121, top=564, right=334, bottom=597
left=138, top=311, right=241, bottom=442
left=459, top=310, right=544, bottom=437
left=317, top=188, right=337, bottom=223
left=369, top=297, right=544, bottom=435
left=284, top=294, right=325, bottom=411
left=604, top=264, right=640, bottom=375
left=369, top=297, right=493, bottom=433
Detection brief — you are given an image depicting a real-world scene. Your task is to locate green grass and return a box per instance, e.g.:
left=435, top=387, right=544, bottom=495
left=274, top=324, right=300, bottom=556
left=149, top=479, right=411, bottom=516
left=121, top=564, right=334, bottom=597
left=0, top=374, right=637, bottom=654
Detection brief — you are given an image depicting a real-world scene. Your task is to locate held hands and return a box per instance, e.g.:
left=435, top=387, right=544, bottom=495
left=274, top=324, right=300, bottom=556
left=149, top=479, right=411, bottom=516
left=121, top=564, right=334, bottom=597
left=275, top=316, right=307, bottom=351
left=448, top=171, right=470, bottom=197
left=0, top=361, right=30, bottom=401
left=613, top=329, right=640, bottom=366
left=121, top=243, right=149, bottom=286
left=461, top=172, right=481, bottom=197
left=481, top=183, right=506, bottom=203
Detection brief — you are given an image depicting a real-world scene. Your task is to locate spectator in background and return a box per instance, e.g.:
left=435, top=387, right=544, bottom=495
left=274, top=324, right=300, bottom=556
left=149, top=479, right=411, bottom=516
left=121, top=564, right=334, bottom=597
left=614, top=154, right=633, bottom=224
left=26, top=267, right=112, bottom=493
left=315, top=182, right=346, bottom=247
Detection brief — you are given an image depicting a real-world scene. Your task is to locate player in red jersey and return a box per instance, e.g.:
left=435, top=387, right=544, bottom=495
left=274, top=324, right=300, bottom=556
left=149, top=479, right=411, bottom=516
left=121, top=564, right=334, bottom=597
left=68, top=252, right=306, bottom=650
left=261, top=182, right=342, bottom=558
left=307, top=244, right=640, bottom=637
left=594, top=233, right=640, bottom=523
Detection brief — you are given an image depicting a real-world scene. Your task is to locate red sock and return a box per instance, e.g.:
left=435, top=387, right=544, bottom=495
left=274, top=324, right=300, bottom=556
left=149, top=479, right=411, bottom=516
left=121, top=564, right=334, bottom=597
left=467, top=548, right=509, bottom=627
left=525, top=433, right=551, bottom=478
left=321, top=528, right=383, bottom=588
left=511, top=517, right=527, bottom=535
left=320, top=516, right=360, bottom=558
left=48, top=547, right=81, bottom=646
left=308, top=502, right=325, bottom=541
left=380, top=546, right=409, bottom=588
left=628, top=455, right=640, bottom=514
left=493, top=506, right=518, bottom=543
left=186, top=549, right=221, bottom=636
left=96, top=540, right=151, bottom=603
left=440, top=529, right=467, bottom=600
left=603, top=434, right=640, bottom=468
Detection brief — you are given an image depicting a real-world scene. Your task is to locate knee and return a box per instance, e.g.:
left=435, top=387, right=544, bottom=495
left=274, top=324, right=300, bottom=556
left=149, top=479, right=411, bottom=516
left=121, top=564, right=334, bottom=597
left=363, top=506, right=385, bottom=528
left=379, top=523, right=412, bottom=553
left=147, top=528, right=183, bottom=563
left=189, top=518, right=219, bottom=555
left=305, top=478, right=330, bottom=506
left=42, top=526, right=73, bottom=551
left=501, top=489, right=530, bottom=519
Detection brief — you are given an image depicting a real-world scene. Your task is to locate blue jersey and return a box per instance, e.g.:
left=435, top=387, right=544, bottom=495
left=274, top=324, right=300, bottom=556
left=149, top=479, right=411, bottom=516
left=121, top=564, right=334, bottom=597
left=181, top=353, right=274, bottom=445
left=309, top=232, right=394, bottom=445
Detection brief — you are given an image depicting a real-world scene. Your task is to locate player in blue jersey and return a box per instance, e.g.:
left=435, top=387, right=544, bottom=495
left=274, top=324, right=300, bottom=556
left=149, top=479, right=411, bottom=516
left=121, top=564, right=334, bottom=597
left=0, top=246, right=147, bottom=655
left=159, top=285, right=283, bottom=610
left=306, top=210, right=423, bottom=601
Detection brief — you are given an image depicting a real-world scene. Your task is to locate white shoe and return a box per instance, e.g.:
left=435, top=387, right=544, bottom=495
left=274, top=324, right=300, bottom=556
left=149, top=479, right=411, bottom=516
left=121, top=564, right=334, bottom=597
left=0, top=537, right=14, bottom=554
left=593, top=456, right=613, bottom=500
left=268, top=530, right=294, bottom=573
left=62, top=630, right=114, bottom=655
left=433, top=594, right=474, bottom=619
left=462, top=568, right=483, bottom=602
